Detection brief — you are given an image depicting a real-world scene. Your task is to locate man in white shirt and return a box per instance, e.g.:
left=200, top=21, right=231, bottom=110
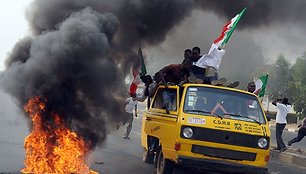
left=272, top=97, right=291, bottom=152
left=195, top=43, right=225, bottom=83
left=123, top=97, right=138, bottom=139
left=194, top=44, right=239, bottom=88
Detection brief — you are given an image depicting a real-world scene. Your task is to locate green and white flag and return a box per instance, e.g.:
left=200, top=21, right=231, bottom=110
left=213, top=7, right=246, bottom=47
left=255, top=74, right=268, bottom=97
left=129, top=45, right=147, bottom=95
left=138, top=46, right=147, bottom=76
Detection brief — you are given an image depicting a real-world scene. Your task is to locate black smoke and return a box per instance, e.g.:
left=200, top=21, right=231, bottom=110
left=2, top=6, right=123, bottom=147
left=1, top=0, right=306, bottom=148
left=194, top=0, right=306, bottom=28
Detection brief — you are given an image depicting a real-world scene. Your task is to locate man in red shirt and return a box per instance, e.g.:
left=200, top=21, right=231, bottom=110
left=156, top=59, right=192, bottom=86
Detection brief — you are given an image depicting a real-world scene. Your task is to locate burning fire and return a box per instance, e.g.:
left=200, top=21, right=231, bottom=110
left=21, top=96, right=98, bottom=174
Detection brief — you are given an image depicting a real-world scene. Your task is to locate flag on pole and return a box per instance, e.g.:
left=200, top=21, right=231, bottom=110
left=129, top=46, right=147, bottom=95
left=138, top=46, right=147, bottom=76
left=213, top=7, right=246, bottom=47
left=254, top=74, right=269, bottom=97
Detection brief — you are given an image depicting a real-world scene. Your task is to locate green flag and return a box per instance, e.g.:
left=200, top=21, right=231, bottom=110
left=214, top=7, right=247, bottom=47
left=255, top=74, right=269, bottom=97
left=138, top=45, right=147, bottom=76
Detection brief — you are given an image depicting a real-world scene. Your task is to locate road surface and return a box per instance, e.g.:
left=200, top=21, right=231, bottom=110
left=0, top=90, right=305, bottom=174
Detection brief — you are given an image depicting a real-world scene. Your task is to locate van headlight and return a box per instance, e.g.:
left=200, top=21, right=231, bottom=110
left=258, top=138, right=268, bottom=148
left=182, top=127, right=193, bottom=138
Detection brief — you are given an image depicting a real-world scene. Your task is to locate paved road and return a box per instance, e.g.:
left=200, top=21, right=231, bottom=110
left=0, top=90, right=305, bottom=174
left=85, top=115, right=306, bottom=174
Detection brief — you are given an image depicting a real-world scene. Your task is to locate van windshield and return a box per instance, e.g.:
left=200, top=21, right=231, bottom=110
left=183, top=86, right=266, bottom=124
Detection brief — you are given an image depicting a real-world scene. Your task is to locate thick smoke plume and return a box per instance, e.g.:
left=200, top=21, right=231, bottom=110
left=195, top=0, right=306, bottom=28
left=1, top=0, right=305, bottom=148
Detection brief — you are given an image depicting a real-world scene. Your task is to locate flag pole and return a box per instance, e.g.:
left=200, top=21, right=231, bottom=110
left=251, top=73, right=256, bottom=82
left=139, top=45, right=147, bottom=76
left=221, top=7, right=247, bottom=47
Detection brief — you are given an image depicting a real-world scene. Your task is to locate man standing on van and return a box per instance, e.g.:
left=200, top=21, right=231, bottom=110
left=272, top=98, right=291, bottom=152
left=123, top=96, right=138, bottom=139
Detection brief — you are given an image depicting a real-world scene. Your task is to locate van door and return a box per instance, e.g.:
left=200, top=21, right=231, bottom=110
left=148, top=86, right=179, bottom=120
left=144, top=86, right=180, bottom=153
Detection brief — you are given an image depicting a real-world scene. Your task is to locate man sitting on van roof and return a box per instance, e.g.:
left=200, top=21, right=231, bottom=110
left=195, top=44, right=239, bottom=88
left=195, top=44, right=225, bottom=83
left=183, top=49, right=192, bottom=61
left=155, top=59, right=192, bottom=86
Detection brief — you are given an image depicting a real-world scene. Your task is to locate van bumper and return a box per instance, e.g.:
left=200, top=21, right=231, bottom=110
left=177, top=156, right=268, bottom=174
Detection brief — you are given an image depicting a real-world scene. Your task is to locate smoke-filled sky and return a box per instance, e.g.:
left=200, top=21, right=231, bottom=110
left=1, top=0, right=306, bottom=148
left=1, top=1, right=306, bottom=72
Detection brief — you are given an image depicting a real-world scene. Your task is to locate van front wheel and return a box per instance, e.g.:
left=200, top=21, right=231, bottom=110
left=143, top=147, right=154, bottom=164
left=156, top=150, right=174, bottom=174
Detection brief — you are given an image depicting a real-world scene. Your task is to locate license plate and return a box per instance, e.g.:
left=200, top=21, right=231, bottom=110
left=188, top=117, right=206, bottom=125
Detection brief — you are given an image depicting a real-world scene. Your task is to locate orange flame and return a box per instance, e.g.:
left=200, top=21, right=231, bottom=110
left=21, top=96, right=98, bottom=174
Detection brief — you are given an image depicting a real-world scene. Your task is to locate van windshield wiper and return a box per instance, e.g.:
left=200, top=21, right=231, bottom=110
left=225, top=113, right=261, bottom=125
left=185, top=109, right=223, bottom=119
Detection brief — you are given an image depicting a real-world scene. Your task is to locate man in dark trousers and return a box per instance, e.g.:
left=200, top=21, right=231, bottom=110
left=272, top=98, right=292, bottom=152
left=288, top=117, right=306, bottom=146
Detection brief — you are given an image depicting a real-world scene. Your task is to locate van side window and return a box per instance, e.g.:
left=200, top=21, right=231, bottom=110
left=152, top=88, right=177, bottom=111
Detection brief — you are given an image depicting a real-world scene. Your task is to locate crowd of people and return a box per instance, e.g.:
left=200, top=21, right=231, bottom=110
left=117, top=44, right=245, bottom=139
left=153, top=45, right=240, bottom=88
left=120, top=46, right=306, bottom=152
left=138, top=45, right=241, bottom=100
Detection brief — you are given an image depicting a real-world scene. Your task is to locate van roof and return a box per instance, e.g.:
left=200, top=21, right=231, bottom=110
left=159, top=83, right=257, bottom=97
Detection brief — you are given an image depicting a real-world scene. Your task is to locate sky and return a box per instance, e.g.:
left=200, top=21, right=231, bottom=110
left=0, top=0, right=31, bottom=71
left=145, top=10, right=306, bottom=74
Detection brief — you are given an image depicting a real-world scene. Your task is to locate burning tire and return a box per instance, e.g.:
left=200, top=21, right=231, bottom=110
left=143, top=147, right=154, bottom=164
left=156, top=149, right=174, bottom=174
